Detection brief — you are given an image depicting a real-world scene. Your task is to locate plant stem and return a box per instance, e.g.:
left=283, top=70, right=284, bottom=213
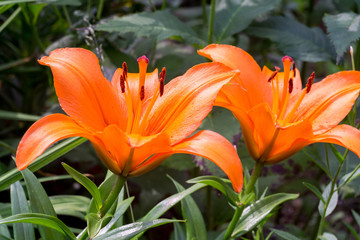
left=223, top=160, right=265, bottom=240
left=100, top=175, right=126, bottom=217
left=208, top=0, right=216, bottom=44
left=125, top=181, right=135, bottom=223
left=96, top=0, right=105, bottom=20
left=201, top=0, right=208, bottom=27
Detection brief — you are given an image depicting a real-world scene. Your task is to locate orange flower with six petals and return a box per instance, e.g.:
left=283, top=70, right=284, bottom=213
left=16, top=48, right=243, bottom=192
left=199, top=44, right=360, bottom=164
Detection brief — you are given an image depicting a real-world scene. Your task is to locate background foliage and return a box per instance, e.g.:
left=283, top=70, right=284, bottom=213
left=1, top=0, right=360, bottom=239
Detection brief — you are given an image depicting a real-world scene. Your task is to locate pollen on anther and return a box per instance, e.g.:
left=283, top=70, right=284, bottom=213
left=267, top=67, right=279, bottom=82
left=140, top=86, right=145, bottom=100
left=288, top=78, right=293, bottom=94
left=306, top=72, right=315, bottom=93
left=159, top=67, right=166, bottom=96
left=122, top=62, right=128, bottom=78
left=120, top=75, right=125, bottom=93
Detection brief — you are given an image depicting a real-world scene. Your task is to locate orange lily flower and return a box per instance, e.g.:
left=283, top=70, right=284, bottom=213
left=198, top=44, right=360, bottom=164
left=15, top=48, right=243, bottom=192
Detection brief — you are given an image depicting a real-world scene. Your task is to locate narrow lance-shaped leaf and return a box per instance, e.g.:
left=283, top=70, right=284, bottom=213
left=318, top=182, right=338, bottom=218
left=271, top=228, right=303, bottom=240
left=0, top=213, right=76, bottom=240
left=21, top=169, right=65, bottom=240
left=62, top=162, right=102, bottom=210
left=303, top=182, right=325, bottom=203
left=170, top=177, right=207, bottom=240
left=10, top=181, right=35, bottom=240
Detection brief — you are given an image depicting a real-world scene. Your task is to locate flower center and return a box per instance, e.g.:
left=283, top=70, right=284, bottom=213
left=119, top=56, right=166, bottom=134
left=268, top=56, right=314, bottom=126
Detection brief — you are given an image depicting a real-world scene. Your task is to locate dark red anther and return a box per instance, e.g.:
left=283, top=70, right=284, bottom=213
left=267, top=67, right=280, bottom=82
left=292, top=61, right=296, bottom=77
left=306, top=72, right=315, bottom=93
left=122, top=62, right=128, bottom=79
left=288, top=78, right=293, bottom=94
left=140, top=86, right=145, bottom=101
left=159, top=67, right=166, bottom=97
left=120, top=75, right=125, bottom=93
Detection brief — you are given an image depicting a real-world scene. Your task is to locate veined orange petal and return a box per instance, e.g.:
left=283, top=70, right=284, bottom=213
left=16, top=114, right=92, bottom=170
left=311, top=124, right=360, bottom=158
left=291, top=71, right=360, bottom=133
left=131, top=130, right=243, bottom=192
left=39, top=48, right=126, bottom=132
left=198, top=44, right=272, bottom=108
left=144, top=62, right=238, bottom=144
left=94, top=125, right=172, bottom=176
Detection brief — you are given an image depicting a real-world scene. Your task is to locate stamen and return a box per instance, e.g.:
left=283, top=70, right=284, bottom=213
left=159, top=67, right=166, bottom=96
left=292, top=61, right=296, bottom=77
left=120, top=75, right=125, bottom=93
left=137, top=56, right=149, bottom=101
left=306, top=72, right=315, bottom=93
left=267, top=68, right=279, bottom=82
left=278, top=56, right=293, bottom=119
left=288, top=78, right=293, bottom=94
left=122, top=62, right=128, bottom=79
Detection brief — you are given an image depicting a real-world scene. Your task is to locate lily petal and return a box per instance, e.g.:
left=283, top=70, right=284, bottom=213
left=145, top=62, right=238, bottom=144
left=292, top=71, right=360, bottom=133
left=39, top=48, right=126, bottom=132
left=198, top=44, right=272, bottom=108
left=131, top=130, right=243, bottom=192
left=312, top=124, right=360, bottom=158
left=16, top=114, right=92, bottom=170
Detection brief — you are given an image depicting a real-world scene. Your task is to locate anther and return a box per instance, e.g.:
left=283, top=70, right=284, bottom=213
left=140, top=86, right=145, bottom=101
left=292, top=61, right=296, bottom=77
left=159, top=67, right=166, bottom=97
left=122, top=62, right=128, bottom=79
left=306, top=72, right=315, bottom=93
left=120, top=75, right=125, bottom=93
left=288, top=78, right=293, bottom=94
left=267, top=67, right=280, bottom=82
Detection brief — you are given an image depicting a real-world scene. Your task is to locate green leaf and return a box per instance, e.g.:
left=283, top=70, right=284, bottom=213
left=0, top=0, right=81, bottom=6
left=0, top=137, right=87, bottom=191
left=0, top=213, right=76, bottom=240
left=170, top=177, right=206, bottom=240
left=343, top=220, right=359, bottom=240
left=93, top=219, right=182, bottom=240
left=173, top=222, right=186, bottom=240
left=246, top=16, right=336, bottom=62
left=140, top=183, right=206, bottom=222
left=271, top=228, right=303, bottom=240
left=232, top=193, right=299, bottom=237
left=352, top=210, right=360, bottom=228
left=0, top=215, right=10, bottom=239
left=21, top=169, right=65, bottom=240
left=97, top=197, right=134, bottom=236
left=95, top=11, right=205, bottom=45
left=0, top=110, right=40, bottom=121
left=328, top=144, right=344, bottom=164
left=339, top=167, right=360, bottom=187
left=303, top=182, right=325, bottom=203
left=324, top=12, right=360, bottom=57
left=187, top=176, right=238, bottom=206
left=319, top=232, right=337, bottom=240
left=214, top=0, right=280, bottom=42
left=10, top=181, right=35, bottom=240
left=318, top=183, right=338, bottom=217
left=86, top=213, right=103, bottom=238
left=0, top=7, right=21, bottom=33
left=50, top=195, right=90, bottom=219
left=62, top=163, right=102, bottom=210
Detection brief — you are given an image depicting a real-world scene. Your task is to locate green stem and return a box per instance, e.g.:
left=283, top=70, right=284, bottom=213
left=223, top=161, right=265, bottom=240
left=201, top=0, right=208, bottom=27
left=125, top=181, right=135, bottom=223
left=100, top=175, right=126, bottom=217
left=62, top=5, right=72, bottom=26
left=96, top=0, right=105, bottom=20
left=208, top=0, right=216, bottom=44
left=87, top=0, right=92, bottom=16
left=161, top=0, right=166, bottom=10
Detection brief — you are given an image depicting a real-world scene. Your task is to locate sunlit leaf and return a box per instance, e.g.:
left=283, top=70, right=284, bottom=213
left=318, top=183, right=338, bottom=217
left=50, top=195, right=90, bottom=219
left=232, top=193, right=299, bottom=237
left=271, top=228, right=303, bottom=240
